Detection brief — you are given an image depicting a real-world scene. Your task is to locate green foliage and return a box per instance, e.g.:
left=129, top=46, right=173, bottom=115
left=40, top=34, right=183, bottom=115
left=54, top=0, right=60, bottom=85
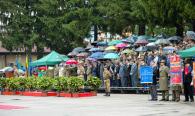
left=25, top=77, right=37, bottom=91
left=0, top=78, right=7, bottom=90
left=6, top=78, right=19, bottom=91
left=37, top=77, right=53, bottom=91
left=68, top=77, right=84, bottom=93
left=53, top=77, right=69, bottom=92
left=86, top=77, right=101, bottom=91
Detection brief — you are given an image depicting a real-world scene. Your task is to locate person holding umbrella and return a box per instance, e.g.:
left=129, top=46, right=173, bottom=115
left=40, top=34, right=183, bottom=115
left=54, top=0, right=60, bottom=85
left=159, top=60, right=170, bottom=101
left=103, top=65, right=112, bottom=96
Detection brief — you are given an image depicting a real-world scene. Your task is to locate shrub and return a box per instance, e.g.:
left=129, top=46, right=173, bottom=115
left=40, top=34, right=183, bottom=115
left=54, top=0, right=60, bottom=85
left=68, top=77, right=84, bottom=93
left=0, top=78, right=7, bottom=91
left=86, top=77, right=102, bottom=91
left=37, top=77, right=53, bottom=92
left=53, top=77, right=69, bottom=92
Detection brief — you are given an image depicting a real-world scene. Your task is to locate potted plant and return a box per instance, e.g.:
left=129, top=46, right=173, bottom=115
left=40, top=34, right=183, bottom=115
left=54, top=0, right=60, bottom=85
left=53, top=77, right=70, bottom=97
left=0, top=78, right=7, bottom=95
left=68, top=77, right=84, bottom=97
left=87, top=77, right=102, bottom=96
left=17, top=78, right=27, bottom=95
left=5, top=78, right=19, bottom=95
left=37, top=77, right=53, bottom=96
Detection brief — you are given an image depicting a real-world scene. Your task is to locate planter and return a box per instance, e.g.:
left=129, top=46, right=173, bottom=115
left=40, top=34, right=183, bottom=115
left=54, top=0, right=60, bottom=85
left=90, top=91, right=97, bottom=96
left=78, top=92, right=91, bottom=97
left=47, top=92, right=57, bottom=96
left=71, top=93, right=79, bottom=98
left=2, top=91, right=15, bottom=95
left=15, top=91, right=22, bottom=95
left=60, top=92, right=72, bottom=97
left=23, top=91, right=33, bottom=96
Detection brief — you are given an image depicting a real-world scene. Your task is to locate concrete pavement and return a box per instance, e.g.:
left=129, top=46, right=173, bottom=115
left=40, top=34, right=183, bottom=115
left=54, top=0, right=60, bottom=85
left=0, top=94, right=194, bottom=116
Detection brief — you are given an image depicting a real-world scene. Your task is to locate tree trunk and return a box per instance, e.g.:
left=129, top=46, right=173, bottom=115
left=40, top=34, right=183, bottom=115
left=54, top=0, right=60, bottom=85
left=176, top=24, right=184, bottom=37
left=192, top=20, right=195, bottom=32
left=138, top=24, right=145, bottom=35
left=37, top=45, right=44, bottom=59
left=94, top=25, right=98, bottom=41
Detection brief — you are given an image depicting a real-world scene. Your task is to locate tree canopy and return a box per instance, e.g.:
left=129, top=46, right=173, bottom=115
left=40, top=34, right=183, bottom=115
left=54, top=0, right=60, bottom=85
left=0, top=0, right=195, bottom=53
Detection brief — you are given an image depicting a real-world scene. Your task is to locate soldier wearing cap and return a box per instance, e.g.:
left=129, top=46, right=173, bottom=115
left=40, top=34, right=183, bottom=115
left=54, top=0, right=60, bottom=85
left=159, top=60, right=170, bottom=101
left=103, top=65, right=112, bottom=96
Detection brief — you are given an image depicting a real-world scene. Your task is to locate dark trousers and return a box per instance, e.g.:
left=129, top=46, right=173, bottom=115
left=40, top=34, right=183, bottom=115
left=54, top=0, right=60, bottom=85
left=150, top=85, right=157, bottom=100
left=184, top=83, right=194, bottom=101
left=162, top=90, right=169, bottom=100
left=117, top=79, right=121, bottom=87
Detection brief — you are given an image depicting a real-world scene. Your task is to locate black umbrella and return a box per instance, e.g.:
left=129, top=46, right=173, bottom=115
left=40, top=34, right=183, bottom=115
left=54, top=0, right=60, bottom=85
left=168, top=36, right=182, bottom=43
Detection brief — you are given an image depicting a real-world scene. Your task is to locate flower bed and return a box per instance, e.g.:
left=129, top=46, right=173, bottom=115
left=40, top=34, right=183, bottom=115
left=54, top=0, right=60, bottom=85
left=0, top=76, right=101, bottom=98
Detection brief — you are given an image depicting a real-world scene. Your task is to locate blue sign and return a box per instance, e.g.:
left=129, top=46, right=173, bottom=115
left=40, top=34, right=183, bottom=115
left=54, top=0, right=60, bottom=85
left=140, top=66, right=153, bottom=84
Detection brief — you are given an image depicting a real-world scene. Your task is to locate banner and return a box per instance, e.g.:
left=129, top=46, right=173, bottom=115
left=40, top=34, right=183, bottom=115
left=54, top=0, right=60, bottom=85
left=140, top=66, right=153, bottom=84
left=169, top=55, right=182, bottom=85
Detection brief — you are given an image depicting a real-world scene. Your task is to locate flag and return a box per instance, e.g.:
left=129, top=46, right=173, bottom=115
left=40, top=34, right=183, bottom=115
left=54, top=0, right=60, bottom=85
left=25, top=55, right=29, bottom=77
left=15, top=56, right=21, bottom=69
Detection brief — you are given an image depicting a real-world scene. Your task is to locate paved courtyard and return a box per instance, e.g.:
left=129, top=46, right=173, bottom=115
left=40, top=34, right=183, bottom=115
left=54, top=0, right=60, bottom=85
left=0, top=94, right=194, bottom=116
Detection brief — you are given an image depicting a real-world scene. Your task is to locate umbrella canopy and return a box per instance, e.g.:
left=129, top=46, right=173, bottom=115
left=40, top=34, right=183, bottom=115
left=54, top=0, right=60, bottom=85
left=122, top=35, right=138, bottom=44
left=73, top=47, right=85, bottom=53
left=148, top=38, right=157, bottom=42
left=155, top=34, right=167, bottom=39
left=137, top=35, right=152, bottom=41
left=135, top=39, right=148, bottom=45
left=104, top=53, right=119, bottom=59
left=163, top=46, right=176, bottom=54
left=89, top=52, right=105, bottom=59
left=31, top=51, right=65, bottom=66
left=168, top=36, right=182, bottom=43
left=89, top=48, right=102, bottom=52
left=67, top=51, right=79, bottom=56
left=97, top=41, right=108, bottom=46
left=108, top=40, right=122, bottom=46
left=76, top=52, right=89, bottom=57
left=178, top=46, right=195, bottom=58
left=105, top=46, right=117, bottom=51
left=135, top=46, right=148, bottom=52
left=146, top=42, right=156, bottom=46
left=86, top=57, right=97, bottom=62
left=121, top=49, right=134, bottom=54
left=115, top=43, right=128, bottom=48
left=0, top=67, right=13, bottom=73
left=66, top=59, right=78, bottom=65
left=155, top=39, right=170, bottom=45
left=61, top=55, right=69, bottom=62
left=186, top=31, right=195, bottom=40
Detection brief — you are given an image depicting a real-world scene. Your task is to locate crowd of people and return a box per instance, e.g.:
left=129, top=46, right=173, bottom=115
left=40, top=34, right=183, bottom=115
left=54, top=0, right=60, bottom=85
left=51, top=36, right=195, bottom=101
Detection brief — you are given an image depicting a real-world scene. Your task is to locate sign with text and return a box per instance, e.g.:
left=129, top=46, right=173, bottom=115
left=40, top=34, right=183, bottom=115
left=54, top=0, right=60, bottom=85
left=140, top=66, right=153, bottom=84
left=169, top=55, right=182, bottom=85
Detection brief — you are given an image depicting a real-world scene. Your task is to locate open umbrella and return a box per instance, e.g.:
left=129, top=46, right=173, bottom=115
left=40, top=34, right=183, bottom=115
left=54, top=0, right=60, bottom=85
left=135, top=46, right=148, bottom=52
left=89, top=52, right=105, bottom=59
left=73, top=47, right=85, bottom=53
left=137, top=35, right=152, bottom=41
left=122, top=35, right=138, bottom=44
left=146, top=42, right=156, bottom=47
left=163, top=46, right=176, bottom=53
left=104, top=53, right=119, bottom=59
left=65, top=59, right=78, bottom=65
left=97, top=41, right=108, bottom=46
left=67, top=51, right=78, bottom=56
left=121, top=49, right=134, bottom=54
left=135, top=39, right=148, bottom=45
left=105, top=46, right=117, bottom=51
left=115, top=43, right=128, bottom=48
left=89, top=48, right=103, bottom=52
left=76, top=52, right=89, bottom=57
left=155, top=34, right=167, bottom=39
left=108, top=40, right=122, bottom=46
left=168, top=36, right=182, bottom=43
left=186, top=31, right=195, bottom=40
left=85, top=44, right=94, bottom=50
left=86, top=57, right=97, bottom=62
left=155, top=39, right=170, bottom=45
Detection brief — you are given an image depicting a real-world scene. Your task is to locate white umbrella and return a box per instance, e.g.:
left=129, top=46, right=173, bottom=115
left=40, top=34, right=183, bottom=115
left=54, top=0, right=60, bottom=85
left=155, top=39, right=170, bottom=45
left=146, top=42, right=156, bottom=47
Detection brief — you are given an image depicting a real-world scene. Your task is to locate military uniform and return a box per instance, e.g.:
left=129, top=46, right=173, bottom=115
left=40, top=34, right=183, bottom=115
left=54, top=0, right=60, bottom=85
left=103, top=68, right=111, bottom=96
left=159, top=65, right=170, bottom=101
